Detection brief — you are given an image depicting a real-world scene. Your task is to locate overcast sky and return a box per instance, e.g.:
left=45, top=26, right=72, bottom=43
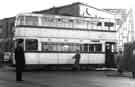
left=0, top=0, right=134, bottom=19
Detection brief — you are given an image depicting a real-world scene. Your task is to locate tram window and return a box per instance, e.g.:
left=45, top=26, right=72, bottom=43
left=57, top=43, right=62, bottom=52
left=57, top=43, right=79, bottom=52
left=25, top=39, right=38, bottom=51
left=80, top=44, right=89, bottom=52
left=94, top=44, right=102, bottom=52
left=69, top=19, right=73, bottom=22
left=89, top=44, right=94, bottom=52
left=41, top=42, right=81, bottom=52
left=42, top=17, right=56, bottom=23
left=52, top=43, right=57, bottom=51
left=97, top=22, right=102, bottom=26
left=80, top=44, right=102, bottom=53
left=72, top=43, right=80, bottom=52
left=25, top=16, right=38, bottom=26
left=17, top=16, right=24, bottom=25
left=42, top=42, right=49, bottom=51
left=75, top=19, right=84, bottom=24
left=83, top=44, right=89, bottom=52
left=42, top=42, right=57, bottom=52
left=41, top=17, right=47, bottom=25
left=62, top=43, right=72, bottom=52
left=57, top=18, right=61, bottom=22
left=104, top=22, right=114, bottom=30
left=57, top=43, right=65, bottom=52
left=42, top=43, right=72, bottom=52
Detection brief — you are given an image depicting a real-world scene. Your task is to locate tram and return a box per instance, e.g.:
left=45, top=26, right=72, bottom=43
left=2, top=13, right=117, bottom=68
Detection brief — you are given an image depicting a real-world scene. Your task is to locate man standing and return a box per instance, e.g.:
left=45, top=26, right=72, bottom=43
left=15, top=39, right=25, bottom=81
left=116, top=50, right=124, bottom=75
left=72, top=49, right=81, bottom=71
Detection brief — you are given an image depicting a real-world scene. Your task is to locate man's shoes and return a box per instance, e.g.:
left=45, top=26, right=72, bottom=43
left=16, top=80, right=24, bottom=82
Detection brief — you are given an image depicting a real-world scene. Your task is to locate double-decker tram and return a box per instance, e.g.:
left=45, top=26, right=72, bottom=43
left=4, top=13, right=117, bottom=68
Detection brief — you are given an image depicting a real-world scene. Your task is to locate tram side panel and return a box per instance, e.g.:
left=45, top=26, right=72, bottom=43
left=88, top=54, right=105, bottom=64
left=25, top=53, right=39, bottom=64
left=11, top=47, right=106, bottom=66
left=58, top=53, right=75, bottom=64
left=11, top=40, right=106, bottom=66
left=40, top=53, right=58, bottom=64
left=39, top=53, right=105, bottom=65
left=79, top=53, right=89, bottom=64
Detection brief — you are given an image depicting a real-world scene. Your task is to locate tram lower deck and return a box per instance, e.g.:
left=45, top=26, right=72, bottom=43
left=4, top=38, right=116, bottom=68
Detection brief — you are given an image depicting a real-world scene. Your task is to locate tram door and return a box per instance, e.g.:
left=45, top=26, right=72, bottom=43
left=105, top=42, right=116, bottom=68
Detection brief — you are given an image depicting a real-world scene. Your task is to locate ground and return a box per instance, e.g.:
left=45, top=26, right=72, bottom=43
left=0, top=65, right=135, bottom=87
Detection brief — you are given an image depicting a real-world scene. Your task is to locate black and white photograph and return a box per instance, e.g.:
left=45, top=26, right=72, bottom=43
left=0, top=0, right=135, bottom=87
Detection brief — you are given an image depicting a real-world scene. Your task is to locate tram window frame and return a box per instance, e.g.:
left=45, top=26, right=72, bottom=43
left=74, top=19, right=84, bottom=24
left=25, top=16, right=39, bottom=26
left=61, top=43, right=73, bottom=52
left=80, top=44, right=102, bottom=53
left=16, top=16, right=24, bottom=25
left=25, top=39, right=38, bottom=51
left=104, top=22, right=114, bottom=27
left=41, top=42, right=57, bottom=52
left=83, top=44, right=89, bottom=52
left=89, top=44, right=94, bottom=52
left=94, top=44, right=102, bottom=52
left=57, top=43, right=63, bottom=52
left=41, top=42, right=80, bottom=53
left=97, top=22, right=102, bottom=26
left=41, top=17, right=47, bottom=25
left=104, top=22, right=114, bottom=30
left=41, top=42, right=49, bottom=52
left=72, top=43, right=80, bottom=52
